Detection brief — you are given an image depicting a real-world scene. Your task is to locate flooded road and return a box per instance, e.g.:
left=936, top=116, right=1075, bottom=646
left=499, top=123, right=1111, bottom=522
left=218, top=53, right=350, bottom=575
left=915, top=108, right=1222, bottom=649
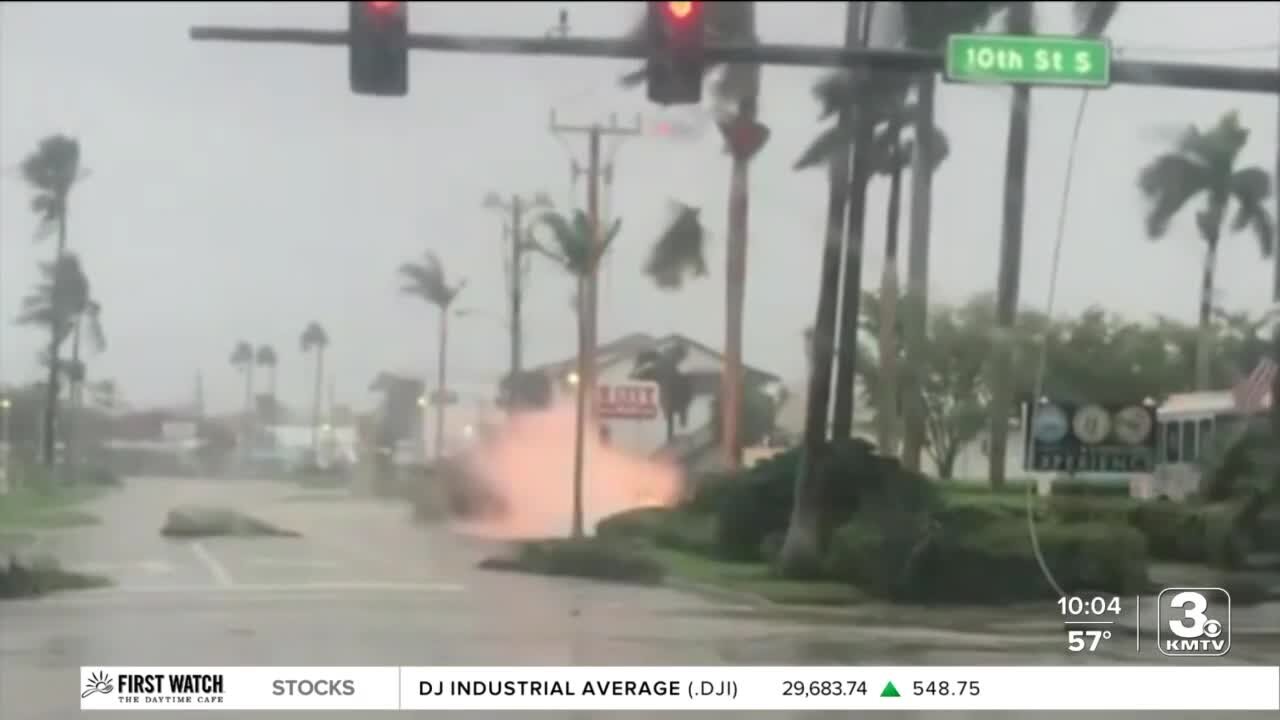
left=1, top=477, right=1274, bottom=719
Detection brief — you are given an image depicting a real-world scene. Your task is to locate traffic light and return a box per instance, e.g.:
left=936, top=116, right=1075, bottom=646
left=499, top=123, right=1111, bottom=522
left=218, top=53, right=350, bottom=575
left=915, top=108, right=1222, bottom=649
left=348, top=1, right=408, bottom=96
left=645, top=1, right=704, bottom=106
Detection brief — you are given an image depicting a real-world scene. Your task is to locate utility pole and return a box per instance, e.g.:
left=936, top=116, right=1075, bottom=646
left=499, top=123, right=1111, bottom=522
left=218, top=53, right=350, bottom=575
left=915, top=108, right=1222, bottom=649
left=1274, top=13, right=1280, bottom=304
left=549, top=111, right=641, bottom=539
left=484, top=192, right=551, bottom=380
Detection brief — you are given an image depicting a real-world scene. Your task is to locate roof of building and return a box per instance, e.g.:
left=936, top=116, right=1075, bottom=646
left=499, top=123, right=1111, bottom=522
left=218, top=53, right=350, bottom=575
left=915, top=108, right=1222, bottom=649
left=525, top=332, right=783, bottom=385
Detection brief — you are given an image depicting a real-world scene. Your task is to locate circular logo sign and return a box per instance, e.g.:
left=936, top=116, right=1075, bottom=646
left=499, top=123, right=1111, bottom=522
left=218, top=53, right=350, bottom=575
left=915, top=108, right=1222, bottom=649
left=1113, top=405, right=1153, bottom=445
left=1031, top=404, right=1069, bottom=444
left=1072, top=404, right=1112, bottom=445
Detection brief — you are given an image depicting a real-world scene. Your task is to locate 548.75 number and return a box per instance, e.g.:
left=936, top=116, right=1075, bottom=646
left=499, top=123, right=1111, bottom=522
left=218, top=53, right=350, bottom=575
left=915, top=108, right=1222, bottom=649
left=913, top=681, right=980, bottom=697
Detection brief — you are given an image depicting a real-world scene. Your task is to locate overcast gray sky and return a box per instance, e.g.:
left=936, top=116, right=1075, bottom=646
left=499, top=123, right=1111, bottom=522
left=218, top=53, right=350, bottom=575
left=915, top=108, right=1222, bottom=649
left=1, top=1, right=1277, bottom=413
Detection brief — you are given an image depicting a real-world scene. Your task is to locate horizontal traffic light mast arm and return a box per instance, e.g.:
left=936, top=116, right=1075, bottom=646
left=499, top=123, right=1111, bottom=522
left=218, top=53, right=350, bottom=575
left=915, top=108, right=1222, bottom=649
left=188, top=27, right=1280, bottom=95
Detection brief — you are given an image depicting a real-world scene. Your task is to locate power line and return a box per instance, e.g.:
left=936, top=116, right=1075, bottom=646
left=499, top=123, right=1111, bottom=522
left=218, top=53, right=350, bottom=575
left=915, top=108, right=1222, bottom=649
left=1115, top=42, right=1279, bottom=56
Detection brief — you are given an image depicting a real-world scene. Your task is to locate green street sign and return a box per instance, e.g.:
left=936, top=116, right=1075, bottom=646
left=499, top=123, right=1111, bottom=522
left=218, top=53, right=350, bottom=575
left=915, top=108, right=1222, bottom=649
left=946, top=34, right=1111, bottom=88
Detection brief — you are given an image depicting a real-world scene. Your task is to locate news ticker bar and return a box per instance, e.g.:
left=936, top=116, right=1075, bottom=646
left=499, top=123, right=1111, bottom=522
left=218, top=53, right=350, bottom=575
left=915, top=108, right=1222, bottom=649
left=80, top=666, right=1280, bottom=711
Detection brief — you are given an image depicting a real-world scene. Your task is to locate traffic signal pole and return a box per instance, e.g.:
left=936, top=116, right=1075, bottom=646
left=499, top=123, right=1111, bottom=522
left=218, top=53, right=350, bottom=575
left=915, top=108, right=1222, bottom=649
left=548, top=113, right=642, bottom=540
left=189, top=27, right=1280, bottom=95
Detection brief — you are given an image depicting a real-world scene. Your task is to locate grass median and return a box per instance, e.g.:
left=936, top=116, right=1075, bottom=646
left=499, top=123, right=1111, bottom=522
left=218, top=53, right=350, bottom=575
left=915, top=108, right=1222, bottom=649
left=0, top=486, right=102, bottom=529
left=646, top=547, right=865, bottom=606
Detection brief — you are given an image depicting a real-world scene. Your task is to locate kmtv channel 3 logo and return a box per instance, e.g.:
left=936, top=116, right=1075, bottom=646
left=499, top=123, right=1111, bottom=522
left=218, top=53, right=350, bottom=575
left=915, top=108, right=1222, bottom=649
left=1157, top=587, right=1231, bottom=657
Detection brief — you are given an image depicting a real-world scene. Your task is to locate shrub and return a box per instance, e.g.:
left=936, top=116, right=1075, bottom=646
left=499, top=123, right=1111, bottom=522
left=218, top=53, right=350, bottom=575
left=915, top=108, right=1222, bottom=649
left=160, top=506, right=301, bottom=538
left=1047, top=495, right=1137, bottom=525
left=1203, top=501, right=1253, bottom=570
left=712, top=437, right=934, bottom=562
left=79, top=466, right=122, bottom=488
left=0, top=556, right=111, bottom=599
left=827, top=517, right=1148, bottom=603
left=1051, top=477, right=1132, bottom=498
left=1130, top=499, right=1204, bottom=562
left=478, top=538, right=664, bottom=585
left=595, top=508, right=717, bottom=555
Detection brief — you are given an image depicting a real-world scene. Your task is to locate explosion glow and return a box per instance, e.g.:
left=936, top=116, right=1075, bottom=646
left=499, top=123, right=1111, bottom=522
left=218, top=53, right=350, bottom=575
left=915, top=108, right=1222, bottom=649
left=455, top=401, right=683, bottom=539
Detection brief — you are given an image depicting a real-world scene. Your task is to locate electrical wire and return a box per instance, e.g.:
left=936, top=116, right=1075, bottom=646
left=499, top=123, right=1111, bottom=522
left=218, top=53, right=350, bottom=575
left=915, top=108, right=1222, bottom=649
left=1024, top=87, right=1093, bottom=600
left=1114, top=42, right=1279, bottom=56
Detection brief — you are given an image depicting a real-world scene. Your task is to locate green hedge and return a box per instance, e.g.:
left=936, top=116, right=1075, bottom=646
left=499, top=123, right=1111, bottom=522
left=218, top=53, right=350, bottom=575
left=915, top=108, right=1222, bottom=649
left=480, top=538, right=665, bottom=585
left=1050, top=477, right=1132, bottom=498
left=595, top=508, right=717, bottom=555
left=712, top=438, right=935, bottom=562
left=826, top=517, right=1148, bottom=603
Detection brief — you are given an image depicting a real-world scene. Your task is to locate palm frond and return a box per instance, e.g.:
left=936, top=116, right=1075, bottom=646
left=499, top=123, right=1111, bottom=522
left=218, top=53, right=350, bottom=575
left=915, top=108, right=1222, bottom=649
left=300, top=322, right=328, bottom=351
left=645, top=203, right=707, bottom=290
left=1229, top=167, right=1275, bottom=257
left=1137, top=154, right=1211, bottom=238
left=1072, top=1, right=1120, bottom=37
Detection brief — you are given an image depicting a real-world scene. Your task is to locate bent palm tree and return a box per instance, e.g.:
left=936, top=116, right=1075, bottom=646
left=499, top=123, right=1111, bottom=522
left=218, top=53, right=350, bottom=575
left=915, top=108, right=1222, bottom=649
left=1138, top=111, right=1275, bottom=390
left=21, top=134, right=83, bottom=466
left=988, top=1, right=1120, bottom=489
left=529, top=208, right=621, bottom=538
left=300, top=322, right=330, bottom=456
left=18, top=254, right=104, bottom=473
left=399, top=251, right=466, bottom=461
left=622, top=1, right=763, bottom=471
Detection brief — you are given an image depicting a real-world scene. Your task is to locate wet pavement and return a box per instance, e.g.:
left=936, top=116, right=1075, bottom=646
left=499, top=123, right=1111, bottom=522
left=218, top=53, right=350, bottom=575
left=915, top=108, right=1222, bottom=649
left=1, top=476, right=1276, bottom=719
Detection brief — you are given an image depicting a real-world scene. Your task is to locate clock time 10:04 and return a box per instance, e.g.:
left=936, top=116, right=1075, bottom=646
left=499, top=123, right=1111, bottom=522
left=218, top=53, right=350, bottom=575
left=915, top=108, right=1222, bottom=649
left=1058, top=595, right=1122, bottom=616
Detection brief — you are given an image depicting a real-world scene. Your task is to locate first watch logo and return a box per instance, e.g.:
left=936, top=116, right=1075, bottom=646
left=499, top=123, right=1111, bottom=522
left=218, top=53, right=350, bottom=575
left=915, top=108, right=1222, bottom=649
left=1157, top=587, right=1232, bottom=657
left=82, top=671, right=115, bottom=698
left=81, top=670, right=226, bottom=706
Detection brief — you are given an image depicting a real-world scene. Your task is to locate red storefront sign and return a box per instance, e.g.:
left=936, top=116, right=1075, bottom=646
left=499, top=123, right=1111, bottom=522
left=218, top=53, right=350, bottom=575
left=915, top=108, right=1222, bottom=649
left=598, top=383, right=659, bottom=420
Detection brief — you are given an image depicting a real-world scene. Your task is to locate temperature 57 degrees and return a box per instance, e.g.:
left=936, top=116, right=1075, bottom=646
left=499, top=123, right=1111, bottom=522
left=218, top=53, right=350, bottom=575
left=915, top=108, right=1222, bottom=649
left=1068, top=629, right=1112, bottom=652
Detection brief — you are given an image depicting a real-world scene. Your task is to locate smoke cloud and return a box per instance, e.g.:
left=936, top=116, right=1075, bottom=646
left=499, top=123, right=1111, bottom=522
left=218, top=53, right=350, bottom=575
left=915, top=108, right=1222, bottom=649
left=455, top=401, right=683, bottom=539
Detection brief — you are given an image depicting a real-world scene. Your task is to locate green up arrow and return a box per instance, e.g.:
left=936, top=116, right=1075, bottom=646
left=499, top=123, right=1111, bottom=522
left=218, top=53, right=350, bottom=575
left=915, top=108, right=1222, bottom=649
left=880, top=681, right=901, bottom=698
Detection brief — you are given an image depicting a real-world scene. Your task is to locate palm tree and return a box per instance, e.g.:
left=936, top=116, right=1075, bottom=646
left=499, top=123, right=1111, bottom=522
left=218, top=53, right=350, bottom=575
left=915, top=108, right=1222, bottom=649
left=622, top=1, right=764, bottom=472
left=300, top=322, right=330, bottom=456
left=398, top=251, right=466, bottom=462
left=20, top=134, right=84, bottom=466
left=987, top=1, right=1120, bottom=489
left=776, top=0, right=865, bottom=578
left=528, top=208, right=621, bottom=538
left=630, top=341, right=718, bottom=443
left=17, top=254, right=103, bottom=474
left=869, top=113, right=950, bottom=455
left=897, top=2, right=1002, bottom=471
left=255, top=344, right=278, bottom=422
left=230, top=340, right=254, bottom=460
left=1138, top=111, right=1275, bottom=391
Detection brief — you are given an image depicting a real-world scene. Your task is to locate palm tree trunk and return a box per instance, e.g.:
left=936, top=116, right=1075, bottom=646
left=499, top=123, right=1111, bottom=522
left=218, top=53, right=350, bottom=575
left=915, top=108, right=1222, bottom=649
left=901, top=72, right=937, bottom=472
left=65, top=318, right=84, bottom=483
left=779, top=0, right=862, bottom=578
left=243, top=365, right=255, bottom=464
left=435, top=309, right=449, bottom=461
left=41, top=213, right=70, bottom=467
left=877, top=149, right=905, bottom=455
left=1195, top=237, right=1220, bottom=390
left=570, top=277, right=588, bottom=539
left=311, top=349, right=324, bottom=455
left=987, top=2, right=1034, bottom=490
left=830, top=111, right=876, bottom=439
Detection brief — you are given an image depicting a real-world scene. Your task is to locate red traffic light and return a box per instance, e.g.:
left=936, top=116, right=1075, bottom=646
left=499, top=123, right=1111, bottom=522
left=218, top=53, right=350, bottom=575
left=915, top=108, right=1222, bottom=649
left=367, top=1, right=399, bottom=13
left=662, top=1, right=700, bottom=22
